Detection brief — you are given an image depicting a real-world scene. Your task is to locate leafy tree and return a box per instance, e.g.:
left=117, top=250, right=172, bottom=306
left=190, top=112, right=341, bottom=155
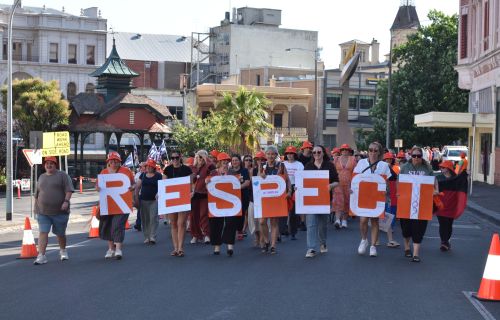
left=367, top=11, right=468, bottom=148
left=171, top=110, right=222, bottom=155
left=214, top=87, right=272, bottom=153
left=1, top=78, right=71, bottom=144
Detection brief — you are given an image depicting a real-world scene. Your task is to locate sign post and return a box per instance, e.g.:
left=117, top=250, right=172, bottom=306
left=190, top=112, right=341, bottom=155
left=394, top=139, right=403, bottom=152
left=22, top=149, right=41, bottom=218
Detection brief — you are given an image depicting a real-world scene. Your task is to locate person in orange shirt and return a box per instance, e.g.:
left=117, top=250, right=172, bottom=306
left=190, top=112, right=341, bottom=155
left=455, top=152, right=468, bottom=174
left=95, top=151, right=135, bottom=260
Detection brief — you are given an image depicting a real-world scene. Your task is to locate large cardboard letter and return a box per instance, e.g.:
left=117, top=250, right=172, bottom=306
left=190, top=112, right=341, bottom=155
left=295, top=170, right=330, bottom=214
left=98, top=173, right=132, bottom=215
left=397, top=174, right=435, bottom=220
left=158, top=176, right=191, bottom=214
left=349, top=173, right=386, bottom=217
left=252, top=175, right=288, bottom=218
left=207, top=175, right=242, bottom=217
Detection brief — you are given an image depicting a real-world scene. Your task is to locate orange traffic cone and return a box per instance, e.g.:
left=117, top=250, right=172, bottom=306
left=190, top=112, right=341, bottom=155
left=125, top=219, right=131, bottom=230
left=476, top=233, right=500, bottom=301
left=88, top=206, right=100, bottom=238
left=18, top=217, right=38, bottom=259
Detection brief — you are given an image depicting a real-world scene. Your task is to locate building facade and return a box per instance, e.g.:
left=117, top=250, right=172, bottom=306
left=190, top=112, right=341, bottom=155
left=0, top=5, right=107, bottom=99
left=455, top=0, right=500, bottom=185
left=209, top=7, right=318, bottom=83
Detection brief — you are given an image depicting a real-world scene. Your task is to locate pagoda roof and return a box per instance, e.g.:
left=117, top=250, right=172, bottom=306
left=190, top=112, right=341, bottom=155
left=391, top=5, right=420, bottom=31
left=89, top=39, right=139, bottom=78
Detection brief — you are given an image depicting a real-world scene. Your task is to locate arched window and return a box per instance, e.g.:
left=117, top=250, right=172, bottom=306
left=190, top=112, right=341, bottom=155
left=67, top=82, right=77, bottom=100
left=85, top=83, right=95, bottom=94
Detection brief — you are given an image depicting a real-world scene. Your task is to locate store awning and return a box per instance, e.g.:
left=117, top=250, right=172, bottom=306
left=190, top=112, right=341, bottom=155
left=414, top=112, right=496, bottom=129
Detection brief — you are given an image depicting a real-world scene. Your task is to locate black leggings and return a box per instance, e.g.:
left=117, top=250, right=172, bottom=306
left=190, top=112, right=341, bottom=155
left=209, top=217, right=238, bottom=245
left=437, top=216, right=454, bottom=243
left=400, top=219, right=428, bottom=244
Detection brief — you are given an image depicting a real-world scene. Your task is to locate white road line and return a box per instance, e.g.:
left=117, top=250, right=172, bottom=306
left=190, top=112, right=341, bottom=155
left=0, top=238, right=94, bottom=268
left=431, top=223, right=480, bottom=229
left=463, top=291, right=497, bottom=320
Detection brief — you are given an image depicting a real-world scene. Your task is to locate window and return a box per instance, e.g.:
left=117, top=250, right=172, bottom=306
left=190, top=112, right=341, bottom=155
left=85, top=83, right=95, bottom=94
left=349, top=96, right=358, bottom=110
left=168, top=106, right=183, bottom=120
left=49, top=43, right=58, bottom=63
left=256, top=74, right=261, bottom=86
left=2, top=43, right=6, bottom=60
left=68, top=44, right=77, bottom=64
left=273, top=114, right=283, bottom=127
left=27, top=43, right=32, bottom=62
left=326, top=93, right=341, bottom=109
left=66, top=82, right=76, bottom=100
left=13, top=42, right=22, bottom=61
left=86, top=45, right=95, bottom=65
left=483, top=1, right=489, bottom=51
left=496, top=101, right=500, bottom=147
left=460, top=14, right=468, bottom=58
left=359, top=95, right=375, bottom=110
left=129, top=111, right=135, bottom=125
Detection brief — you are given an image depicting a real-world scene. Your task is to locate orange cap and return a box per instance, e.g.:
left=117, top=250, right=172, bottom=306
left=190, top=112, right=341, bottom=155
left=210, top=150, right=220, bottom=157
left=300, top=141, right=313, bottom=150
left=106, top=151, right=122, bottom=163
left=43, top=156, right=58, bottom=165
left=439, top=160, right=455, bottom=171
left=383, top=152, right=395, bottom=160
left=145, top=158, right=157, bottom=168
left=217, top=152, right=231, bottom=161
left=284, top=146, right=297, bottom=154
left=340, top=144, right=351, bottom=150
left=460, top=152, right=466, bottom=158
left=185, top=157, right=194, bottom=166
left=331, top=148, right=341, bottom=155
left=254, top=151, right=266, bottom=160
left=396, top=151, right=406, bottom=159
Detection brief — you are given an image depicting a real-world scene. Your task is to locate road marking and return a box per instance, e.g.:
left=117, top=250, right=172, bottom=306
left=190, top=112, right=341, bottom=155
left=424, top=236, right=473, bottom=241
left=431, top=223, right=480, bottom=229
left=0, top=238, right=93, bottom=268
left=463, top=291, right=497, bottom=320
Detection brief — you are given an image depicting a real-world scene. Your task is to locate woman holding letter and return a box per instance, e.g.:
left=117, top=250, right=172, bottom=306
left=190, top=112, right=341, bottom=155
left=283, top=146, right=304, bottom=240
left=353, top=142, right=392, bottom=258
left=398, top=146, right=438, bottom=262
left=96, top=152, right=135, bottom=260
left=191, top=150, right=215, bottom=244
left=304, top=145, right=339, bottom=258
left=332, top=144, right=356, bottom=229
left=229, top=154, right=251, bottom=241
left=206, top=152, right=239, bottom=256
left=163, top=151, right=193, bottom=257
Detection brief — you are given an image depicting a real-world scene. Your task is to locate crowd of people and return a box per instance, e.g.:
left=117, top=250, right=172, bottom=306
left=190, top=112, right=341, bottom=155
left=31, top=140, right=469, bottom=265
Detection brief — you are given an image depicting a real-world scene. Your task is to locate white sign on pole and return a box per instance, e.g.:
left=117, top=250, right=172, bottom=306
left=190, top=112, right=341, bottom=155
left=394, top=139, right=403, bottom=148
left=22, top=149, right=42, bottom=167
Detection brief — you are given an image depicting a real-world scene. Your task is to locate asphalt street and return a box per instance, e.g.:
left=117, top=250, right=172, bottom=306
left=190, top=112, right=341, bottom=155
left=0, top=211, right=499, bottom=320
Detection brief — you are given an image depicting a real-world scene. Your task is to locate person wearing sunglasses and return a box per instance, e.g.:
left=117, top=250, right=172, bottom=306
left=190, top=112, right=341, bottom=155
left=332, top=144, right=356, bottom=230
left=163, top=151, right=193, bottom=257
left=353, top=142, right=392, bottom=257
left=190, top=150, right=215, bottom=245
left=229, top=154, right=251, bottom=241
left=398, top=146, right=438, bottom=262
left=304, top=145, right=339, bottom=258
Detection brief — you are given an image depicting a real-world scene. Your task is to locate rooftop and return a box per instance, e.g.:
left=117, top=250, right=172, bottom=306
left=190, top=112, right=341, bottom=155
left=391, top=4, right=420, bottom=30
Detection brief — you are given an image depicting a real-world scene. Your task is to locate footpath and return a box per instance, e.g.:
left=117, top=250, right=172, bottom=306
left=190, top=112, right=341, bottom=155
left=0, top=182, right=499, bottom=234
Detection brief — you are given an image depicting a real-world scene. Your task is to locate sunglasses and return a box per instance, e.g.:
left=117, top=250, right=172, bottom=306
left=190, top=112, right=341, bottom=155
left=244, top=159, right=252, bottom=162
left=312, top=151, right=322, bottom=154
left=411, top=154, right=423, bottom=158
left=171, top=156, right=180, bottom=160
left=368, top=148, right=378, bottom=152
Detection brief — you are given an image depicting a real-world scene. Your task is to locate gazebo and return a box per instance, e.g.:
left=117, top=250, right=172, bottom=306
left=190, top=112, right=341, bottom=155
left=69, top=39, right=172, bottom=175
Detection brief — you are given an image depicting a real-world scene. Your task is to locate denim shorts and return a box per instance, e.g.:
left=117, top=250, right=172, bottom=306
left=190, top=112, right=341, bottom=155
left=37, top=213, right=69, bottom=236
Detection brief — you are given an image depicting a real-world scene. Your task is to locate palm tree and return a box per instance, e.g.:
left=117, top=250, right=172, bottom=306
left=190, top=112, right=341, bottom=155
left=214, top=87, right=272, bottom=153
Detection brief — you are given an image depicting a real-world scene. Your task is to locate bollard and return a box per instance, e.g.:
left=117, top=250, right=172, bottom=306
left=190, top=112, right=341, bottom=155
left=17, top=182, right=21, bottom=199
left=79, top=176, right=83, bottom=194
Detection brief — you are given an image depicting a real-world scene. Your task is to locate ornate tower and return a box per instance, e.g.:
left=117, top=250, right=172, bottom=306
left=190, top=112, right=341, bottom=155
left=390, top=0, right=420, bottom=49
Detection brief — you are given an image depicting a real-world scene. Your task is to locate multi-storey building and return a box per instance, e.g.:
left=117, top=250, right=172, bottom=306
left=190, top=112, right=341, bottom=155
left=209, top=7, right=318, bottom=83
left=0, top=4, right=107, bottom=99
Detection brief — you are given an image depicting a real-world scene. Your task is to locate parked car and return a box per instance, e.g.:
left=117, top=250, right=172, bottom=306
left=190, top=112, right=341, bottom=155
left=441, top=146, right=468, bottom=162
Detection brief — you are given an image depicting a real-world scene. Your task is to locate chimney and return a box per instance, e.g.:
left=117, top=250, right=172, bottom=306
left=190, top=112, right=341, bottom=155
left=371, top=38, right=380, bottom=65
left=83, top=7, right=98, bottom=18
left=269, top=75, right=276, bottom=87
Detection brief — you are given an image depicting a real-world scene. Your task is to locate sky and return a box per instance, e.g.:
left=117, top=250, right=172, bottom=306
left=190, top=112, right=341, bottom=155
left=22, top=0, right=458, bottom=68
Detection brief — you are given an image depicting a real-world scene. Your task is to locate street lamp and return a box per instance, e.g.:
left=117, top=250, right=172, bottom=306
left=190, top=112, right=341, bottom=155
left=285, top=47, right=322, bottom=145
left=6, top=0, right=21, bottom=221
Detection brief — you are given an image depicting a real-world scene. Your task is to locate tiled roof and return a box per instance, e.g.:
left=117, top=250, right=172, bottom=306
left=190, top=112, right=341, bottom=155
left=391, top=5, right=420, bottom=30
left=108, top=32, right=208, bottom=63
left=71, top=93, right=105, bottom=116
left=117, top=93, right=172, bottom=118
left=89, top=40, right=139, bottom=77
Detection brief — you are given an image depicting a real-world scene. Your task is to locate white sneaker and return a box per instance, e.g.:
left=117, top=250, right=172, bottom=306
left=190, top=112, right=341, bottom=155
left=115, top=249, right=123, bottom=260
left=320, top=244, right=328, bottom=253
left=341, top=220, right=348, bottom=228
left=105, top=249, right=115, bottom=259
left=369, top=245, right=377, bottom=257
left=334, top=219, right=341, bottom=229
left=204, top=236, right=210, bottom=244
left=190, top=237, right=198, bottom=244
left=305, top=249, right=316, bottom=258
left=59, top=249, right=69, bottom=261
left=34, top=254, right=48, bottom=265
left=358, top=239, right=369, bottom=255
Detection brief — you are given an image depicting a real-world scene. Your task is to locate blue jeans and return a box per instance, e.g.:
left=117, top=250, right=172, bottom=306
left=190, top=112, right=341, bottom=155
left=37, top=213, right=69, bottom=236
left=306, top=214, right=328, bottom=250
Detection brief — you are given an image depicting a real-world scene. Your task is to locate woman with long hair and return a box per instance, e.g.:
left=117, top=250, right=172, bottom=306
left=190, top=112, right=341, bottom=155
left=399, top=146, right=438, bottom=262
left=332, top=144, right=356, bottom=229
left=229, top=154, right=251, bottom=241
left=283, top=146, right=304, bottom=240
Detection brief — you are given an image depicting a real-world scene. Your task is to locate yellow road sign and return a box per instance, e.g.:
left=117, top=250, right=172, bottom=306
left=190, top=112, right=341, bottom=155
left=42, top=131, right=70, bottom=156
